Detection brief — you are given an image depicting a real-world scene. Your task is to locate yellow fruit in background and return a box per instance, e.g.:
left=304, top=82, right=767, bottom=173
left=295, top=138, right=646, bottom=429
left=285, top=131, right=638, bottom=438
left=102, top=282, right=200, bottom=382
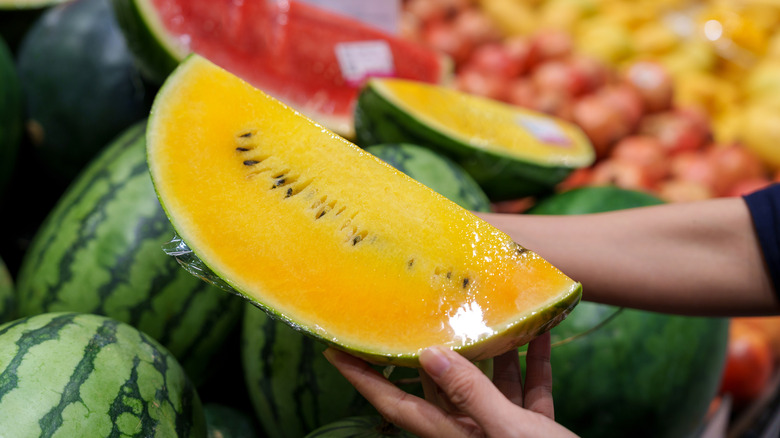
left=575, top=18, right=636, bottom=64
left=632, top=22, right=682, bottom=55
left=660, top=39, right=718, bottom=76
left=712, top=110, right=742, bottom=145
left=535, top=0, right=598, bottom=32
left=478, top=0, right=537, bottom=36
left=674, top=71, right=739, bottom=118
left=743, top=60, right=780, bottom=107
left=738, top=104, right=780, bottom=170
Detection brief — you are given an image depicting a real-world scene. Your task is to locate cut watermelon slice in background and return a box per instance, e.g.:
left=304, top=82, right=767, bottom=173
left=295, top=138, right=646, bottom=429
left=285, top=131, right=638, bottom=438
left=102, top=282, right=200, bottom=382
left=112, top=0, right=452, bottom=138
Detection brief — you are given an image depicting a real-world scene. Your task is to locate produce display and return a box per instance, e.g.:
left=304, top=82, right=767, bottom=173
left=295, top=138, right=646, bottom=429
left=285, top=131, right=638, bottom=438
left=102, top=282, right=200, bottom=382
left=1, top=0, right=779, bottom=436
left=403, top=0, right=778, bottom=204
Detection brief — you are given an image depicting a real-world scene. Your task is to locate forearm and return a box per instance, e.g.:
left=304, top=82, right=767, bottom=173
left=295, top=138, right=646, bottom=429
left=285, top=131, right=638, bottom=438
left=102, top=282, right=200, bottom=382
left=477, top=197, right=780, bottom=316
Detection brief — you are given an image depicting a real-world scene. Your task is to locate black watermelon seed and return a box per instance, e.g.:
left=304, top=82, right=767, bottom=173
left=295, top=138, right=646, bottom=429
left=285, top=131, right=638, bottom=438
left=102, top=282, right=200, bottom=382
left=463, top=278, right=470, bottom=288
left=285, top=188, right=293, bottom=197
left=239, top=132, right=253, bottom=138
left=446, top=272, right=452, bottom=279
left=352, top=235, right=362, bottom=245
left=243, top=160, right=259, bottom=166
left=236, top=147, right=250, bottom=151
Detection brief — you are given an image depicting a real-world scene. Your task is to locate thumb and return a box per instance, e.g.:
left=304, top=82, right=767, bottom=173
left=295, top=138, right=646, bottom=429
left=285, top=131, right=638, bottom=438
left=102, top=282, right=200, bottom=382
left=420, top=346, right=515, bottom=432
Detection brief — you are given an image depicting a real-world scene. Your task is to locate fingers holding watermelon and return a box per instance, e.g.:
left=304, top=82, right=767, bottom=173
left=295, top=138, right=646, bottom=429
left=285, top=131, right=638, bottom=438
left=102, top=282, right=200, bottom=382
left=323, top=333, right=576, bottom=438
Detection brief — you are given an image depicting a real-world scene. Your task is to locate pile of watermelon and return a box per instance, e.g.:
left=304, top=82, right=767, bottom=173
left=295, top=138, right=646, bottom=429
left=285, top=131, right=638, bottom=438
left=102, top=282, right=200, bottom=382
left=0, top=0, right=741, bottom=436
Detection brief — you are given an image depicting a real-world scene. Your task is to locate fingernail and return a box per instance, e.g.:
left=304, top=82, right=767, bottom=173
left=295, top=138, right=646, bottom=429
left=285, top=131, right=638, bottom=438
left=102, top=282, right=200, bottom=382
left=420, top=346, right=451, bottom=378
left=322, top=347, right=339, bottom=363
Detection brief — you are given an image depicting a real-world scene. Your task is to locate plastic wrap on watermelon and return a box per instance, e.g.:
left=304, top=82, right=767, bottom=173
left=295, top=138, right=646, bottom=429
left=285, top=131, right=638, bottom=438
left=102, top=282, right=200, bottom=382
left=162, top=234, right=237, bottom=294
left=162, top=234, right=327, bottom=340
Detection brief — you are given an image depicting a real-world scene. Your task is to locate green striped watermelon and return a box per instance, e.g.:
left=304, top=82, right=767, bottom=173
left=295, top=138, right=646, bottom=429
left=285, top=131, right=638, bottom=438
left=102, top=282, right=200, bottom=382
left=364, top=143, right=491, bottom=212
left=304, top=416, right=416, bottom=438
left=0, top=255, right=13, bottom=324
left=0, top=312, right=206, bottom=437
left=242, top=304, right=424, bottom=438
left=241, top=304, right=374, bottom=438
left=15, top=121, right=244, bottom=385
left=527, top=186, right=730, bottom=438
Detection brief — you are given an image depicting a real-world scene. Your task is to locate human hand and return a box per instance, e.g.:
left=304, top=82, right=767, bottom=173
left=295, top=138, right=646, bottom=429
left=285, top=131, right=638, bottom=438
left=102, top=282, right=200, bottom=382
left=323, top=332, right=578, bottom=438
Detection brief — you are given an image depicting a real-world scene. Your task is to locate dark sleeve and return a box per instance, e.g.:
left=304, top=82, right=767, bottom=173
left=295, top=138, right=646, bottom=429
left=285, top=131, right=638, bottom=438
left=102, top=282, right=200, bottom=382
left=743, top=183, right=780, bottom=300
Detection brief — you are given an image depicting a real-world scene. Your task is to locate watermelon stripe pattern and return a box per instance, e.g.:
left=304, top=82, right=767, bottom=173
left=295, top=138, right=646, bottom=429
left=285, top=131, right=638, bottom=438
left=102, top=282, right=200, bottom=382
left=0, top=312, right=206, bottom=437
left=15, top=122, right=243, bottom=384
left=241, top=304, right=375, bottom=438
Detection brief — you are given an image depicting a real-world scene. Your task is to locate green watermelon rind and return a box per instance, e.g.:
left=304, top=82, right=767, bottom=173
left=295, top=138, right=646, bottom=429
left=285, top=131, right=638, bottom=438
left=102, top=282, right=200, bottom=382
left=365, top=143, right=492, bottom=212
left=111, top=0, right=183, bottom=83
left=0, top=312, right=207, bottom=437
left=0, top=0, right=67, bottom=9
left=354, top=82, right=595, bottom=201
left=147, top=55, right=582, bottom=368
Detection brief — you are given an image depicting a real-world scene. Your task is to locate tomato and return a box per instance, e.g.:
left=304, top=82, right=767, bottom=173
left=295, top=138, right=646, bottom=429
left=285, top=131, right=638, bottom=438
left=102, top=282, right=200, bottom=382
left=719, top=319, right=775, bottom=406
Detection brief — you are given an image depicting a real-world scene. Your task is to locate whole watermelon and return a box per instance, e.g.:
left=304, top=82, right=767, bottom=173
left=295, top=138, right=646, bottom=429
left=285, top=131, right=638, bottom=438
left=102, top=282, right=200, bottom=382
left=0, top=312, right=206, bottom=437
left=0, top=34, right=21, bottom=195
left=15, top=122, right=244, bottom=385
left=527, top=186, right=729, bottom=438
left=15, top=0, right=153, bottom=181
left=241, top=304, right=424, bottom=438
left=365, top=143, right=491, bottom=212
left=241, top=304, right=374, bottom=438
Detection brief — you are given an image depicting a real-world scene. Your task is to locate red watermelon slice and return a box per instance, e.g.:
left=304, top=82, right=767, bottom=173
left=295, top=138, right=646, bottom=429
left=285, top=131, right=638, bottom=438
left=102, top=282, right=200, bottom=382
left=112, top=0, right=451, bottom=138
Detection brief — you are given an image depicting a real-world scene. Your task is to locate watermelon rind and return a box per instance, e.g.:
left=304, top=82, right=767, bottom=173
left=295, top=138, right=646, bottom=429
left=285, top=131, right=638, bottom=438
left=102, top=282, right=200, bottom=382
left=0, top=312, right=207, bottom=437
left=527, top=185, right=730, bottom=438
left=365, top=143, right=491, bottom=212
left=15, top=121, right=244, bottom=385
left=354, top=80, right=595, bottom=201
left=110, top=0, right=184, bottom=83
left=304, top=415, right=416, bottom=438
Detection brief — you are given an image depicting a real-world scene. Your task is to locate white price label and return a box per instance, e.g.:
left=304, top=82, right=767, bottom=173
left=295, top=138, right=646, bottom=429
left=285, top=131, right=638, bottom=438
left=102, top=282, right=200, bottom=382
left=335, top=40, right=395, bottom=86
left=515, top=114, right=572, bottom=146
